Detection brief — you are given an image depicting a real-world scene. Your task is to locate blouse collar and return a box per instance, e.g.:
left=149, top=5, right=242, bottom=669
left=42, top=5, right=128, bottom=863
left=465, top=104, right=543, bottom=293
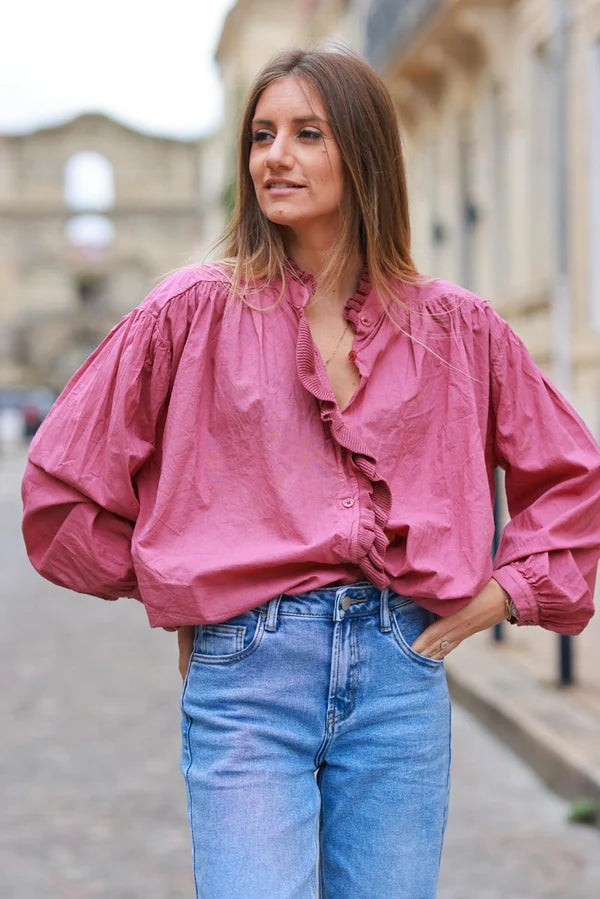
left=285, top=256, right=372, bottom=317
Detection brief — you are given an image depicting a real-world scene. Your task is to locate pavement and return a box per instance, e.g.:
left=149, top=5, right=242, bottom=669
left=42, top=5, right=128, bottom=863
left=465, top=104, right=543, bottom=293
left=444, top=599, right=600, bottom=812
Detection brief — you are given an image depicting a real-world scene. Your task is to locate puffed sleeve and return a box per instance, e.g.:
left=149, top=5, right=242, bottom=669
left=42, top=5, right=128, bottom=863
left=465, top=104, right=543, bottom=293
left=21, top=306, right=172, bottom=601
left=488, top=311, right=600, bottom=635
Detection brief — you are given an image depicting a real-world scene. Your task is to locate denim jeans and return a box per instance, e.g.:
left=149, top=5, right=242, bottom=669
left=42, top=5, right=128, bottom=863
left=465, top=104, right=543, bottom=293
left=180, top=582, right=452, bottom=898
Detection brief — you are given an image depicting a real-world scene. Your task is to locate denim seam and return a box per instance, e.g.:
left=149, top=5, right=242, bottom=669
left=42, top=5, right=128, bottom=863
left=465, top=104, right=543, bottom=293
left=332, top=618, right=360, bottom=724
left=181, top=712, right=198, bottom=895
left=201, top=623, right=246, bottom=654
left=277, top=604, right=408, bottom=620
left=434, top=697, right=453, bottom=880
left=389, top=612, right=445, bottom=668
left=325, top=622, right=342, bottom=729
left=277, top=611, right=336, bottom=619
left=190, top=614, right=266, bottom=665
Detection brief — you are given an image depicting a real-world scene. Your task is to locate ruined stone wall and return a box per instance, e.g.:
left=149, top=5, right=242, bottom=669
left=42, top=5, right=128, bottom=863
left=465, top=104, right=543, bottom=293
left=0, top=113, right=206, bottom=388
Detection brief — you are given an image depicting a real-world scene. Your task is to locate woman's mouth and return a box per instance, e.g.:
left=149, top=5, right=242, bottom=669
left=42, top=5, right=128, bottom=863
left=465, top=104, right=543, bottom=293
left=265, top=182, right=305, bottom=194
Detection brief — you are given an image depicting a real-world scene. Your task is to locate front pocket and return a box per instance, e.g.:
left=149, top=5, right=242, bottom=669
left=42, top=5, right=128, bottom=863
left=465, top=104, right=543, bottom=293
left=389, top=602, right=444, bottom=667
left=191, top=607, right=266, bottom=664
left=198, top=623, right=246, bottom=655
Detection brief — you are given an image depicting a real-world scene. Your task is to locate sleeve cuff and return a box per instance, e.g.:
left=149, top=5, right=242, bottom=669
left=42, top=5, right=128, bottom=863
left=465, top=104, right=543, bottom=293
left=492, top=565, right=540, bottom=626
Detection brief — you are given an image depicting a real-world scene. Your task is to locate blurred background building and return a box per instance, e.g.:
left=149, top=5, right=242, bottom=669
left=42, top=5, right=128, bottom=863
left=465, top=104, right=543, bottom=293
left=0, top=113, right=204, bottom=392
left=1, top=0, right=600, bottom=439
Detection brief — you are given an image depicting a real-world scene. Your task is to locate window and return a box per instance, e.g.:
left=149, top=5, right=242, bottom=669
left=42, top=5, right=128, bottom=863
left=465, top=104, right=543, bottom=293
left=591, top=40, right=600, bottom=331
left=530, top=43, right=555, bottom=283
left=63, top=152, right=115, bottom=252
left=491, top=81, right=508, bottom=294
left=65, top=214, right=115, bottom=249
left=458, top=110, right=477, bottom=290
left=63, top=151, right=114, bottom=211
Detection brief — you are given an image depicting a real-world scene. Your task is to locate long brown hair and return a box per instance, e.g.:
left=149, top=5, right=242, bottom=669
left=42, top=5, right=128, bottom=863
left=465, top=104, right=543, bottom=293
left=214, top=47, right=425, bottom=303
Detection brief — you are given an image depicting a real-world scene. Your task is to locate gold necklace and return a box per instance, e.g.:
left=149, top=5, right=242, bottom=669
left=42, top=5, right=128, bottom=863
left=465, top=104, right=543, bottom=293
left=324, top=321, right=350, bottom=366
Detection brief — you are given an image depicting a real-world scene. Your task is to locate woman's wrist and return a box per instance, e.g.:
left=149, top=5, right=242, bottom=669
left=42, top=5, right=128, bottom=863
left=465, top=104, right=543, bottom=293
left=491, top=578, right=519, bottom=624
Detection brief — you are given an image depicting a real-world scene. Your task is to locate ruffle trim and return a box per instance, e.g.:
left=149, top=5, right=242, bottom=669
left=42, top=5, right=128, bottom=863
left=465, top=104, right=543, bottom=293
left=295, top=313, right=391, bottom=587
left=494, top=555, right=594, bottom=636
left=342, top=265, right=371, bottom=327
left=285, top=256, right=371, bottom=318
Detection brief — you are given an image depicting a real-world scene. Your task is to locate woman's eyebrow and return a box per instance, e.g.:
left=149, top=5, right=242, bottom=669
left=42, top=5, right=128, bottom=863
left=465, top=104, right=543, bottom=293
left=251, top=116, right=328, bottom=126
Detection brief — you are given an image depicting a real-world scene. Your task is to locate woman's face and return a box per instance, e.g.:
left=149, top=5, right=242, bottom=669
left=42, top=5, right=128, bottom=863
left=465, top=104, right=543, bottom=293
left=249, top=76, right=345, bottom=244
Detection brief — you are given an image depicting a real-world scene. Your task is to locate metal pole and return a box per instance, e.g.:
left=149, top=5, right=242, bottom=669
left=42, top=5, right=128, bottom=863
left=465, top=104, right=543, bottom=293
left=552, top=0, right=574, bottom=686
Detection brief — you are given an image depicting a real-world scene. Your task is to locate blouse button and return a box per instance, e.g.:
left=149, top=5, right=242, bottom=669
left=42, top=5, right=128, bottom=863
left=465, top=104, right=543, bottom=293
left=342, top=497, right=355, bottom=508
left=348, top=350, right=357, bottom=361
left=360, top=315, right=370, bottom=326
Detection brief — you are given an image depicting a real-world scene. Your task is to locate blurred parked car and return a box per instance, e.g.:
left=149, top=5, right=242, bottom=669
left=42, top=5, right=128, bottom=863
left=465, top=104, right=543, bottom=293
left=0, top=386, right=58, bottom=438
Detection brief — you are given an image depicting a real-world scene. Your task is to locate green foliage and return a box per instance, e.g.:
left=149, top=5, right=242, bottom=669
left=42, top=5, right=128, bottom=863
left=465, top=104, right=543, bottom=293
left=567, top=798, right=599, bottom=825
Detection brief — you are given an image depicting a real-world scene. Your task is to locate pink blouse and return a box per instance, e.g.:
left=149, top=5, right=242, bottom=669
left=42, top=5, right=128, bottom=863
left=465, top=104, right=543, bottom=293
left=21, top=264, right=600, bottom=633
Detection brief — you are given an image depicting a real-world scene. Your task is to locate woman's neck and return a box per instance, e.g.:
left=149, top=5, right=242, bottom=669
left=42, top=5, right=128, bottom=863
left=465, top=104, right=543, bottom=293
left=285, top=238, right=363, bottom=308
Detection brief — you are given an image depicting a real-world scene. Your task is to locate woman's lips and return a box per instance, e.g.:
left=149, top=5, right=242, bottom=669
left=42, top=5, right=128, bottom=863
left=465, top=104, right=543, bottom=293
left=265, top=182, right=305, bottom=195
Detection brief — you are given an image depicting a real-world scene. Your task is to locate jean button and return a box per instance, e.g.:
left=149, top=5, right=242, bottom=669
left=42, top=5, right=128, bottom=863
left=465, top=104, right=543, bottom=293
left=341, top=596, right=352, bottom=611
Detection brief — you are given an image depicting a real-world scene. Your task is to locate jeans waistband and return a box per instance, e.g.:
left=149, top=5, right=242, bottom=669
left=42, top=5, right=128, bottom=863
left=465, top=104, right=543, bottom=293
left=258, top=581, right=414, bottom=633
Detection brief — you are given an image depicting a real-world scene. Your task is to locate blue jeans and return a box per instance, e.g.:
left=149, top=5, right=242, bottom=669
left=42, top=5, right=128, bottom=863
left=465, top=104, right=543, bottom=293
left=180, top=582, right=452, bottom=898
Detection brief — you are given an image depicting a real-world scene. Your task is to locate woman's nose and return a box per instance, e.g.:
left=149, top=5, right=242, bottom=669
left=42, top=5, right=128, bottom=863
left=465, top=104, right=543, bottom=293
left=265, top=134, right=292, bottom=169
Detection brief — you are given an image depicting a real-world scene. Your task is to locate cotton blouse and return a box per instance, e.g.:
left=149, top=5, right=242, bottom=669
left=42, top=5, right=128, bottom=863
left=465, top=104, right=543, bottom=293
left=21, top=263, right=600, bottom=634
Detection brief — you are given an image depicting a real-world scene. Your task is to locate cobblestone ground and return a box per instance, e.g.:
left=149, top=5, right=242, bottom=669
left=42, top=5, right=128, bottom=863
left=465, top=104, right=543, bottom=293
left=3, top=447, right=600, bottom=898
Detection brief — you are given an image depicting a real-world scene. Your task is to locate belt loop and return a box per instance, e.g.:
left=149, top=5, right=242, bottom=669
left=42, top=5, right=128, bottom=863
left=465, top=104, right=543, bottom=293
left=379, top=586, right=391, bottom=632
left=334, top=585, right=350, bottom=621
left=265, top=594, right=283, bottom=632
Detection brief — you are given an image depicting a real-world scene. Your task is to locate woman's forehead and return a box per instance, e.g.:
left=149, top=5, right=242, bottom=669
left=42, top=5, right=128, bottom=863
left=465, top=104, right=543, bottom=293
left=253, top=77, right=327, bottom=122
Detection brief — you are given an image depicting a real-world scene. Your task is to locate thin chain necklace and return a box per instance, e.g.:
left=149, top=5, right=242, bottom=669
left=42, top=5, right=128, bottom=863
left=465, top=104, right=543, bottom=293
left=324, top=321, right=350, bottom=366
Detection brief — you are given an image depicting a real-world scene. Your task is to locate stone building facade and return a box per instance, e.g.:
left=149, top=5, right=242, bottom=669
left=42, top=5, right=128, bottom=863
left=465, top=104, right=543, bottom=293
left=366, top=0, right=600, bottom=436
left=214, top=0, right=600, bottom=435
left=0, top=113, right=204, bottom=388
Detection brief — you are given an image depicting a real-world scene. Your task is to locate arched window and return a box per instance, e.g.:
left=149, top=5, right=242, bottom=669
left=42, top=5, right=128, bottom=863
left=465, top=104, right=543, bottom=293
left=65, top=214, right=115, bottom=249
left=64, top=152, right=115, bottom=251
left=63, top=151, right=115, bottom=211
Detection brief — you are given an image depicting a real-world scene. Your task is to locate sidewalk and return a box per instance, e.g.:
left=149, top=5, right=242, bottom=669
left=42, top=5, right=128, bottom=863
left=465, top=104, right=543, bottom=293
left=445, top=604, right=600, bottom=810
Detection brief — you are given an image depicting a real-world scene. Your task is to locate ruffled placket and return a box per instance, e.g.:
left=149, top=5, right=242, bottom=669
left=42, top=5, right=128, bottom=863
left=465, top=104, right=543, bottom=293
left=289, top=261, right=392, bottom=588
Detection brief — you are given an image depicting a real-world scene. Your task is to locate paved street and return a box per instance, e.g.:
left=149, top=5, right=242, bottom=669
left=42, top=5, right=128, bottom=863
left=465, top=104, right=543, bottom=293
left=2, top=447, right=600, bottom=898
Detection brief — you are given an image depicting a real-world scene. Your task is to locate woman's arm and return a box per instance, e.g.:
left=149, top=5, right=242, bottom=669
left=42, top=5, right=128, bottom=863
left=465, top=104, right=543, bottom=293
left=413, top=308, right=600, bottom=656
left=21, top=307, right=172, bottom=601
left=488, top=315, right=600, bottom=635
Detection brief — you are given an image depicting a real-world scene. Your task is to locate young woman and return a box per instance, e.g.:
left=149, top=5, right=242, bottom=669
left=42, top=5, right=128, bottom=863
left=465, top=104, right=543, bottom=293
left=22, top=49, right=600, bottom=898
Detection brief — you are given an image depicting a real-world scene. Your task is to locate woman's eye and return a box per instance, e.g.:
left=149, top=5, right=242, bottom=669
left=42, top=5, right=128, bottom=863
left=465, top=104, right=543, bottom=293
left=251, top=130, right=273, bottom=143
left=299, top=128, right=322, bottom=140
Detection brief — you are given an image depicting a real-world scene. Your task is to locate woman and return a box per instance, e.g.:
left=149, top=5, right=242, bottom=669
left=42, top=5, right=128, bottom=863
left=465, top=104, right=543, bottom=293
left=22, top=48, right=600, bottom=898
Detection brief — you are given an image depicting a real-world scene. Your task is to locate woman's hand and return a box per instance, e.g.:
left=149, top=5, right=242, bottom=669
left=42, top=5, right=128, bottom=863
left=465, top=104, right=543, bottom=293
left=177, top=625, right=195, bottom=681
left=411, top=578, right=509, bottom=660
